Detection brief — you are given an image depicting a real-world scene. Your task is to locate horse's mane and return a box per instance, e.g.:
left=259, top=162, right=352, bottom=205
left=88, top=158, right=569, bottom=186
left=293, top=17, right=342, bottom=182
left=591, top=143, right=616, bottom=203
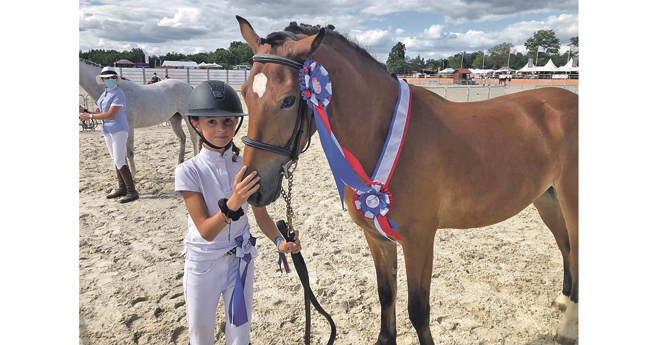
left=264, top=22, right=395, bottom=79
left=80, top=58, right=102, bottom=67
left=79, top=58, right=130, bottom=81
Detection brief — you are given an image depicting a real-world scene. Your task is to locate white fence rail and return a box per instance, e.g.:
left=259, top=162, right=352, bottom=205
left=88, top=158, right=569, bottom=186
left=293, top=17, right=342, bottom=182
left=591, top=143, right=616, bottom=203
left=117, top=67, right=250, bottom=86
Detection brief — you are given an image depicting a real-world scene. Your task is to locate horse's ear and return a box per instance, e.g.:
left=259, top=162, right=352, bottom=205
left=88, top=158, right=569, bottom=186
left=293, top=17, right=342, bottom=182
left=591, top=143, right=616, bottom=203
left=292, top=28, right=326, bottom=59
left=236, top=15, right=260, bottom=53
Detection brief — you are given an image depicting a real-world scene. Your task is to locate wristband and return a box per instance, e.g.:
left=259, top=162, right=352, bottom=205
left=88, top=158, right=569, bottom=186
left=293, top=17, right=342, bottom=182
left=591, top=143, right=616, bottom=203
left=218, top=198, right=245, bottom=221
left=274, top=236, right=285, bottom=253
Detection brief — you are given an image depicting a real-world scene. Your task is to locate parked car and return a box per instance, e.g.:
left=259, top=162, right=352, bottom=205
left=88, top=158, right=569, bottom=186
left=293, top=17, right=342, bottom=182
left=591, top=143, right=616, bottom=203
left=233, top=65, right=251, bottom=70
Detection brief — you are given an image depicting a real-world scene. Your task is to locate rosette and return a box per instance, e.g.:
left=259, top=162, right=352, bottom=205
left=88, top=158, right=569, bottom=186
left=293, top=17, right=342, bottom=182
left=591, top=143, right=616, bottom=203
left=299, top=59, right=332, bottom=108
left=353, top=183, right=392, bottom=220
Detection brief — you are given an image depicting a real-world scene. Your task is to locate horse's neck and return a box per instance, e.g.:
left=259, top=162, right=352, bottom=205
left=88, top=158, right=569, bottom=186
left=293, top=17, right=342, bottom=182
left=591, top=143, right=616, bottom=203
left=79, top=62, right=105, bottom=101
left=316, top=43, right=400, bottom=176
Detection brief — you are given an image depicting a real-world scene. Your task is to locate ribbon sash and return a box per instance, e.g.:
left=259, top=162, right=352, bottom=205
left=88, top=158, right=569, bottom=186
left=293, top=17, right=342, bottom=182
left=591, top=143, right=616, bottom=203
left=300, top=59, right=411, bottom=242
left=227, top=235, right=257, bottom=326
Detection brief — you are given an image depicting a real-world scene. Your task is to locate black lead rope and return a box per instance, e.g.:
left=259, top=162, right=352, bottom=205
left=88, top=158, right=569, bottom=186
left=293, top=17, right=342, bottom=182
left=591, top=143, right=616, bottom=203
left=277, top=220, right=336, bottom=345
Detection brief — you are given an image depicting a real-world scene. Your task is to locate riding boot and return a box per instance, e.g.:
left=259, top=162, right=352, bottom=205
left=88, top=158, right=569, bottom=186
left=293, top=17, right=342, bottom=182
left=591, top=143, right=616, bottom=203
left=117, top=165, right=139, bottom=203
left=106, top=167, right=127, bottom=199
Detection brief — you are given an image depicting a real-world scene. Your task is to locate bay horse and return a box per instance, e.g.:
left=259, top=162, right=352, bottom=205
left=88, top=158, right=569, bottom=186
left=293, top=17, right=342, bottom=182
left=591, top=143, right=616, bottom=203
left=236, top=17, right=578, bottom=345
left=79, top=59, right=195, bottom=173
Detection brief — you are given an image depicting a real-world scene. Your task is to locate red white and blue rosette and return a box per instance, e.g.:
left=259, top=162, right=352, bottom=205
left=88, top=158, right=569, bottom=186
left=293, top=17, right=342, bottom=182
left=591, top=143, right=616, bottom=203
left=299, top=60, right=332, bottom=108
left=352, top=182, right=392, bottom=219
left=299, top=59, right=410, bottom=242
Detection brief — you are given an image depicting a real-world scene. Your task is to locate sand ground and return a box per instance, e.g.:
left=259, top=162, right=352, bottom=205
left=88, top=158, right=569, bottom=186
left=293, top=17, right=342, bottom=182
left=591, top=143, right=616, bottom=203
left=79, top=86, right=569, bottom=345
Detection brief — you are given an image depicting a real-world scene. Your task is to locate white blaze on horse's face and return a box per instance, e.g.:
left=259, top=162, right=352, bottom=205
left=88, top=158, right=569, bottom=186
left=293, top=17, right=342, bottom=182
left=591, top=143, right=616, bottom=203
left=252, top=73, right=268, bottom=98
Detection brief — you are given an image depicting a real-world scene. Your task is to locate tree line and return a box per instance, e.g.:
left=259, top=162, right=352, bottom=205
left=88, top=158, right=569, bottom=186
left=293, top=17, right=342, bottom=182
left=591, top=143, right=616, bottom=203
left=80, top=29, right=578, bottom=75
left=386, top=30, right=579, bottom=74
left=79, top=41, right=254, bottom=70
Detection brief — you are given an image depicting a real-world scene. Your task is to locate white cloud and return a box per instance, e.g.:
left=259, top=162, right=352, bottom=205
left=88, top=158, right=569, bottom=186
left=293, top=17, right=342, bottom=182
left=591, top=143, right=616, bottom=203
left=423, top=24, right=443, bottom=39
left=157, top=8, right=202, bottom=28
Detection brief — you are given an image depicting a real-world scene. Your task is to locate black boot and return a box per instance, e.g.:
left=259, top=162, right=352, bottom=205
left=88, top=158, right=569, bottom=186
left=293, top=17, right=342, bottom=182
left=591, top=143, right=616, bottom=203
left=106, top=167, right=127, bottom=199
left=117, top=165, right=139, bottom=203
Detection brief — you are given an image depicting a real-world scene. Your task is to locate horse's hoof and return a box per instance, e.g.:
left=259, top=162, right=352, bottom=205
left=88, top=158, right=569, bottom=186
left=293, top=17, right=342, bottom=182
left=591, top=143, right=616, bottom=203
left=554, top=333, right=577, bottom=345
left=552, top=293, right=570, bottom=312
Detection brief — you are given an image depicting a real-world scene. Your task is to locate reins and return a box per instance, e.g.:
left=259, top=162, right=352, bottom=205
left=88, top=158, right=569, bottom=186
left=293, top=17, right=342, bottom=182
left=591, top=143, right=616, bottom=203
left=244, top=40, right=336, bottom=345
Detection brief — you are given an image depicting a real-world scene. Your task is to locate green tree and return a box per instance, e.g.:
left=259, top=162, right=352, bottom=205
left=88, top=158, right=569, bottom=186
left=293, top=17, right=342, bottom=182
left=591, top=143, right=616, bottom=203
left=386, top=42, right=406, bottom=74
left=486, top=42, right=514, bottom=69
left=410, top=54, right=425, bottom=72
left=569, top=36, right=579, bottom=58
left=425, top=58, right=444, bottom=73
left=524, top=29, right=561, bottom=56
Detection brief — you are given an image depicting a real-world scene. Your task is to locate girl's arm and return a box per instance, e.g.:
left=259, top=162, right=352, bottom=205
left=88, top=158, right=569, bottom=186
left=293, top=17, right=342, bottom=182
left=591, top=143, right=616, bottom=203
left=181, top=166, right=260, bottom=242
left=180, top=191, right=231, bottom=241
left=79, top=105, right=121, bottom=121
left=252, top=206, right=300, bottom=254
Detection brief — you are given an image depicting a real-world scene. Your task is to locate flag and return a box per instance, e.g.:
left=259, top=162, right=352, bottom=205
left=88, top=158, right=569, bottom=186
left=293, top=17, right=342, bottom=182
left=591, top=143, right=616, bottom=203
left=528, top=58, right=533, bottom=68
left=462, top=51, right=468, bottom=59
left=145, top=54, right=149, bottom=64
left=538, top=46, right=546, bottom=53
left=509, top=47, right=517, bottom=55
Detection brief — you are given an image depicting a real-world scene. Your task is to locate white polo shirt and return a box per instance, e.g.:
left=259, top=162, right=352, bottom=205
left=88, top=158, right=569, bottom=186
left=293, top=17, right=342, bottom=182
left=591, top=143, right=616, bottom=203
left=175, top=146, right=250, bottom=260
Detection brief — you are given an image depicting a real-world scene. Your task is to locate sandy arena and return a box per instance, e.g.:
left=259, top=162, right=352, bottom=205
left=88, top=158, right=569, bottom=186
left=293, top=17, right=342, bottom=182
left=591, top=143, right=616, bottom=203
left=79, top=86, right=568, bottom=345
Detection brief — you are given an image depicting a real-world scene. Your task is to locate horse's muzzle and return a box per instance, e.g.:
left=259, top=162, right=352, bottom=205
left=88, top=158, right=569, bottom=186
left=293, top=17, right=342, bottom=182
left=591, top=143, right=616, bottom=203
left=247, top=173, right=283, bottom=207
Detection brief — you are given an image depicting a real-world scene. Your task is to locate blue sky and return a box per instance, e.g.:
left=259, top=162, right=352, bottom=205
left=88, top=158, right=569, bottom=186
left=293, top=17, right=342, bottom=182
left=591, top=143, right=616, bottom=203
left=78, top=0, right=578, bottom=62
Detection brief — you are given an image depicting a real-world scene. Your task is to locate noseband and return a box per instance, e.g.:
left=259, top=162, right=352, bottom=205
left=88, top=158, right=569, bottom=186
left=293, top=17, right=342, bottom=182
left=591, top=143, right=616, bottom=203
left=241, top=48, right=314, bottom=168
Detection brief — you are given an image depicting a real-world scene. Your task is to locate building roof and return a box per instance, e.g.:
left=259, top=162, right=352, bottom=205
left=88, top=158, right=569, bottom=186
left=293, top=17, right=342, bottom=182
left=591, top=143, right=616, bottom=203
left=162, top=60, right=199, bottom=68
left=453, top=68, right=472, bottom=74
left=114, top=59, right=135, bottom=66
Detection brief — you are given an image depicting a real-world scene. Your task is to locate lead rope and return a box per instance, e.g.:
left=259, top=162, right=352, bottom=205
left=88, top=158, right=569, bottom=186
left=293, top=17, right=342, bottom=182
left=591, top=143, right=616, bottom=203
left=278, top=163, right=336, bottom=345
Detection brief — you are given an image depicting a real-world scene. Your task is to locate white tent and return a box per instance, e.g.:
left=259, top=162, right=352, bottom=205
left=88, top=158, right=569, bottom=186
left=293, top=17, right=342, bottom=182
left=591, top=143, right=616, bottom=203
left=535, top=59, right=558, bottom=72
left=557, top=58, right=579, bottom=72
left=438, top=68, right=454, bottom=74
left=470, top=68, right=495, bottom=75
left=162, top=60, right=199, bottom=69
left=516, top=64, right=536, bottom=73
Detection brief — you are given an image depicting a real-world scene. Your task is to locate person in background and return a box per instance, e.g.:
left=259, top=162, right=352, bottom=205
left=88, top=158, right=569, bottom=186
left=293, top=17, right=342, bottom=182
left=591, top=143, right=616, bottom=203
left=175, top=80, right=301, bottom=345
left=165, top=74, right=170, bottom=80
left=79, top=66, right=139, bottom=203
left=148, top=72, right=161, bottom=84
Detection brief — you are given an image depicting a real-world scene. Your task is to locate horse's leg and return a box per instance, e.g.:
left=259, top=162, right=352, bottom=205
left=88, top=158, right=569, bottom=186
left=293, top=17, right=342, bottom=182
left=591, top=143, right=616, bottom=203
left=552, top=156, right=579, bottom=345
left=401, top=228, right=436, bottom=345
left=184, top=117, right=200, bottom=155
left=363, top=229, right=398, bottom=345
left=532, top=187, right=572, bottom=311
left=169, top=113, right=186, bottom=163
left=127, top=127, right=136, bottom=174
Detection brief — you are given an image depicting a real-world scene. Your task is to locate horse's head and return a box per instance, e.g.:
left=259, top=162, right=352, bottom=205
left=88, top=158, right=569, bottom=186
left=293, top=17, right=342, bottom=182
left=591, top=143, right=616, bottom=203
left=236, top=16, right=326, bottom=207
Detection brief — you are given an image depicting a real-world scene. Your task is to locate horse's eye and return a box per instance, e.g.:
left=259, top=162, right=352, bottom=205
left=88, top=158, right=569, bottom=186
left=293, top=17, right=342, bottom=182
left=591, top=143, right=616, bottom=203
left=281, top=96, right=296, bottom=109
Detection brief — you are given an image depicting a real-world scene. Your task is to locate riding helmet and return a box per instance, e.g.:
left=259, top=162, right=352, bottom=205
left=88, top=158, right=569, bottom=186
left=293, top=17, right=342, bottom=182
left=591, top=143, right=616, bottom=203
left=186, top=80, right=247, bottom=118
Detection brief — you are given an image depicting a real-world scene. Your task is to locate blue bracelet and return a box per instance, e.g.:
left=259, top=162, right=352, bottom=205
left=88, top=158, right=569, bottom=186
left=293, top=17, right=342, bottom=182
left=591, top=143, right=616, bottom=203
left=274, top=236, right=285, bottom=253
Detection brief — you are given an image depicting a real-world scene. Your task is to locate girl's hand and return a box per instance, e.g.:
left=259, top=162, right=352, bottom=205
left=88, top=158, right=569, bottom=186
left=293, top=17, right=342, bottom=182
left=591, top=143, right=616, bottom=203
left=278, top=231, right=301, bottom=254
left=227, top=166, right=260, bottom=210
left=79, top=105, right=84, bottom=113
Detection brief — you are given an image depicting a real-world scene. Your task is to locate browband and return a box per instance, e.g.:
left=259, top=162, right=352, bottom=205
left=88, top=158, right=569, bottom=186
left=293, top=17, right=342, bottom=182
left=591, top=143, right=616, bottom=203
left=252, top=54, right=303, bottom=70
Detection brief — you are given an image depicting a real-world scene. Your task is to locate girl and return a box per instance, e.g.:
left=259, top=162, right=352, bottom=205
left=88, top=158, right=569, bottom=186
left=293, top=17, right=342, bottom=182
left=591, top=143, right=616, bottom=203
left=79, top=66, right=139, bottom=203
left=175, top=80, right=301, bottom=345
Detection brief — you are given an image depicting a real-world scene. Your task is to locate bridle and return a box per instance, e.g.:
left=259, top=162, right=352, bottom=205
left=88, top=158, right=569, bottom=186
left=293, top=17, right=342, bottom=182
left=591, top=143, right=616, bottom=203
left=240, top=33, right=337, bottom=345
left=241, top=47, right=314, bottom=178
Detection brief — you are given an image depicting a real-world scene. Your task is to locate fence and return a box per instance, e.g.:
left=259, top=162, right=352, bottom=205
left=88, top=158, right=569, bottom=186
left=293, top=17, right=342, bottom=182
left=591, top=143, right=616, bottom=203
left=116, top=67, right=250, bottom=87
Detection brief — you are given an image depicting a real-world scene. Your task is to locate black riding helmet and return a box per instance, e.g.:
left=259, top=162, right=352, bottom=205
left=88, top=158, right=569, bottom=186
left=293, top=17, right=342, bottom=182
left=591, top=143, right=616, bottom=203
left=186, top=80, right=247, bottom=150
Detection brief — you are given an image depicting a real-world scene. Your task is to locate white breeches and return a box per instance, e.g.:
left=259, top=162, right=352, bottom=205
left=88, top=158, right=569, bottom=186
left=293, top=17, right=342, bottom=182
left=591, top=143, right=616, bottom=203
left=103, top=131, right=128, bottom=169
left=183, top=254, right=254, bottom=345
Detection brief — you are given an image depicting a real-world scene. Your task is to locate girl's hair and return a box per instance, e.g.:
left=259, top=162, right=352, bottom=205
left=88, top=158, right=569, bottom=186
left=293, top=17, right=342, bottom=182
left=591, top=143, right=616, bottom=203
left=191, top=116, right=241, bottom=162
